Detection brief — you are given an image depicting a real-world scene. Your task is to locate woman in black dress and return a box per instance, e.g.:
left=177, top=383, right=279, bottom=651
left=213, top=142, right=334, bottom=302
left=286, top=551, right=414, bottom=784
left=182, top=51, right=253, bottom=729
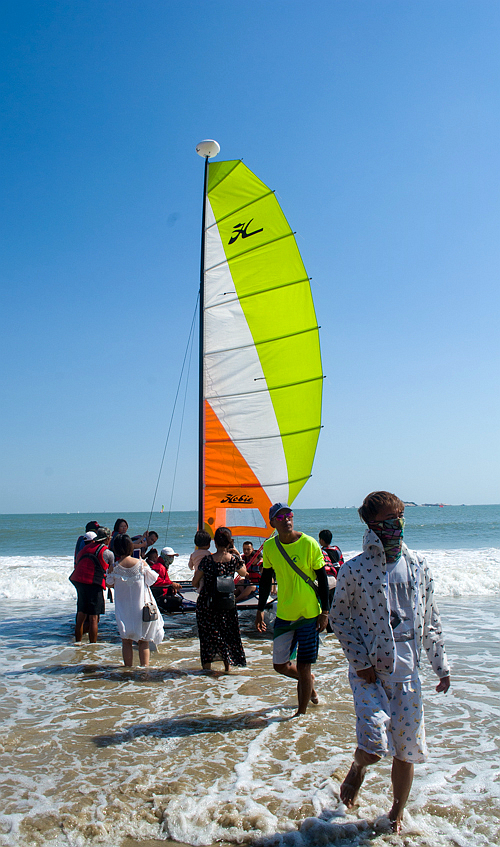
left=193, top=526, right=247, bottom=671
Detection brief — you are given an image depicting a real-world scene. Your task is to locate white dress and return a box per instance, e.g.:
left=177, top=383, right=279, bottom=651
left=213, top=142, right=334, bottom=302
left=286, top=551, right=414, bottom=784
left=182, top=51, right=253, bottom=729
left=106, top=561, right=164, bottom=645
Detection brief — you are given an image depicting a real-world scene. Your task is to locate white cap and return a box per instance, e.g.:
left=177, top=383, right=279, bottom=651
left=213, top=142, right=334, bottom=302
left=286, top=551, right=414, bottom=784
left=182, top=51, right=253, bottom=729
left=161, top=546, right=178, bottom=558
left=84, top=531, right=97, bottom=541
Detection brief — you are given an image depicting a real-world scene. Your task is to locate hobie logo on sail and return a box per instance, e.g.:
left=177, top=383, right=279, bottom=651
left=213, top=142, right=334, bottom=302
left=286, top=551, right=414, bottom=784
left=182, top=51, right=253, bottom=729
left=220, top=494, right=254, bottom=504
left=228, top=219, right=263, bottom=244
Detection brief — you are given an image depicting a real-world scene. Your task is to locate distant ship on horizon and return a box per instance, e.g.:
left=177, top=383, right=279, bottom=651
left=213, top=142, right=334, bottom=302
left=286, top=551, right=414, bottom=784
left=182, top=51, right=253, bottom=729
left=404, top=502, right=448, bottom=507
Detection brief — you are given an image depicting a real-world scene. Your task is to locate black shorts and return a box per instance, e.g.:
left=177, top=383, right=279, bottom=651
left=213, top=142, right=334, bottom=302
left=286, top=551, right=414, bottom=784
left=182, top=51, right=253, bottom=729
left=74, top=582, right=105, bottom=616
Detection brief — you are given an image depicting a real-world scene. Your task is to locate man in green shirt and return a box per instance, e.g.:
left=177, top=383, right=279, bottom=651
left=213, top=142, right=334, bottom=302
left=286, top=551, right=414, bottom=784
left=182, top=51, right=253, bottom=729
left=255, top=503, right=329, bottom=715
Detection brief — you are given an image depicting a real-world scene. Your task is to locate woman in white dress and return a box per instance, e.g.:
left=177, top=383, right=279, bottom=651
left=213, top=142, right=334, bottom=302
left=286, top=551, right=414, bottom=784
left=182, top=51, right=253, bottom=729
left=106, top=534, right=164, bottom=666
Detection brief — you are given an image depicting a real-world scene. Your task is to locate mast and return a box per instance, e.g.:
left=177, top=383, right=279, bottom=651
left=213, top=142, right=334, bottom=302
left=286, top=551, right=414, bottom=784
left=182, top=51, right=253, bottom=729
left=195, top=140, right=220, bottom=531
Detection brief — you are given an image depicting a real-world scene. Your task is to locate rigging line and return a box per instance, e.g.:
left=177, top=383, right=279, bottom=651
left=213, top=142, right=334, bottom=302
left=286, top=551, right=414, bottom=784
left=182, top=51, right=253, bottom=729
left=164, top=312, right=196, bottom=545
left=204, top=231, right=294, bottom=272
left=205, top=190, right=275, bottom=228
left=145, top=296, right=199, bottom=535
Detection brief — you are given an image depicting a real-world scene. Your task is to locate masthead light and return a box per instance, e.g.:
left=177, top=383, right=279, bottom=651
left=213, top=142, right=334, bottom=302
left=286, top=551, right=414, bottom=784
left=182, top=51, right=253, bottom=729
left=196, top=139, right=220, bottom=159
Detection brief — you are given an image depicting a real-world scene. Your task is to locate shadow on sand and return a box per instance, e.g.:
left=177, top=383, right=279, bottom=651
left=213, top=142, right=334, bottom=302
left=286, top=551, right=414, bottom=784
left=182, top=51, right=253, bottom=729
left=93, top=706, right=293, bottom=747
left=2, top=662, right=218, bottom=682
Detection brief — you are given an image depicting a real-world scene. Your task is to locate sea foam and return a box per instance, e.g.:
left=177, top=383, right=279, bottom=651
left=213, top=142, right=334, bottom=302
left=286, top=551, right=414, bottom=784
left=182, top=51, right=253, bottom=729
left=0, top=547, right=499, bottom=604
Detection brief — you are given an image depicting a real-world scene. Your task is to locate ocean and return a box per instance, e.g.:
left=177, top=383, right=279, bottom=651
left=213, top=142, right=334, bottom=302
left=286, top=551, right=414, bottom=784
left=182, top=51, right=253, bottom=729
left=0, top=506, right=498, bottom=847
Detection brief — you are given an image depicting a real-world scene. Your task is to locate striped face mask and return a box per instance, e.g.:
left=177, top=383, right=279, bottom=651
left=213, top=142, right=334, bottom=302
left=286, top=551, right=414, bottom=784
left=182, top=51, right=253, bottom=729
left=368, top=517, right=405, bottom=563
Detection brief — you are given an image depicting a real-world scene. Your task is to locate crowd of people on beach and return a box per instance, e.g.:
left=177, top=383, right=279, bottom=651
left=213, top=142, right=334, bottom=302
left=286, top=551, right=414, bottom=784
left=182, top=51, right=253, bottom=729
left=69, top=492, right=451, bottom=833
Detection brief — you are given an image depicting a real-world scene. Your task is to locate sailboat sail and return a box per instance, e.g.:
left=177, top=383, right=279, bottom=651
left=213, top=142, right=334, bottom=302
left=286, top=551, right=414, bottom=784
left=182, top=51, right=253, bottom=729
left=201, top=159, right=322, bottom=540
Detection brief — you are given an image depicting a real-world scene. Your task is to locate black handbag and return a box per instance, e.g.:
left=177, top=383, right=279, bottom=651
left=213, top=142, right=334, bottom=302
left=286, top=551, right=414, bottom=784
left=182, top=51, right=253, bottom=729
left=211, top=574, right=236, bottom=611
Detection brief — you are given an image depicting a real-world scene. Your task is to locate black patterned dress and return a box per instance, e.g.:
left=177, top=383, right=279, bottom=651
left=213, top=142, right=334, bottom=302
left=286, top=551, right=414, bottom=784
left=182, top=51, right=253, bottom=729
left=195, top=555, right=246, bottom=667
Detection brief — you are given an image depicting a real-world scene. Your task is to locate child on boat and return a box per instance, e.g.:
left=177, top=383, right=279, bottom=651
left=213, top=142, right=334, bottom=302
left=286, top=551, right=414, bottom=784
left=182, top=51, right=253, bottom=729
left=188, top=530, right=211, bottom=593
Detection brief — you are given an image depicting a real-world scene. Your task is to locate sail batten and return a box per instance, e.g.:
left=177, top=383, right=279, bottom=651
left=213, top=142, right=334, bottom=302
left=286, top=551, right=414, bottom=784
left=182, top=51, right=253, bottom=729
left=204, top=231, right=295, bottom=272
left=203, top=276, right=311, bottom=309
left=201, top=158, right=322, bottom=539
left=206, top=189, right=275, bottom=226
left=205, top=475, right=313, bottom=489
left=206, top=425, right=322, bottom=443
left=205, top=375, right=324, bottom=401
left=205, top=325, right=320, bottom=357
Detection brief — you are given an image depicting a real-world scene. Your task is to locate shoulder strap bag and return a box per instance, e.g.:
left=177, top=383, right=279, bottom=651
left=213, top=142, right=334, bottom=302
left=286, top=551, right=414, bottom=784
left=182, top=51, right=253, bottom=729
left=142, top=573, right=159, bottom=621
left=275, top=537, right=319, bottom=597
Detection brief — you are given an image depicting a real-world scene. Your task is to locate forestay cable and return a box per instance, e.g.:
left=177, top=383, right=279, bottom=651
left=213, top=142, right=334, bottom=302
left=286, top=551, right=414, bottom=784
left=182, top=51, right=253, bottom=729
left=163, top=314, right=196, bottom=545
left=145, top=296, right=199, bottom=535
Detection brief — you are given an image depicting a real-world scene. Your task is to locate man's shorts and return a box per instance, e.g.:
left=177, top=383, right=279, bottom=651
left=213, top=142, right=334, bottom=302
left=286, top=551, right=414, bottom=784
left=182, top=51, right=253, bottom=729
left=74, top=582, right=105, bottom=616
left=349, top=668, right=427, bottom=763
left=273, top=617, right=319, bottom=665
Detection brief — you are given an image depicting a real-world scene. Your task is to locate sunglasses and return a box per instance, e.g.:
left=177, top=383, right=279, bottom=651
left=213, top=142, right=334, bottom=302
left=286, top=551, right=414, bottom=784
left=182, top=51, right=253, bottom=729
left=275, top=512, right=293, bottom=521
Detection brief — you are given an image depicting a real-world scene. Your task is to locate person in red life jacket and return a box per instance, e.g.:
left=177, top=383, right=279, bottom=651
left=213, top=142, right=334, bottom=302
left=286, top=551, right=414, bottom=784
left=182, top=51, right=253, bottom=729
left=148, top=547, right=182, bottom=612
left=319, top=529, right=344, bottom=629
left=74, top=520, right=101, bottom=560
left=70, top=527, right=114, bottom=643
left=318, top=529, right=344, bottom=578
left=242, top=541, right=263, bottom=580
left=235, top=541, right=263, bottom=603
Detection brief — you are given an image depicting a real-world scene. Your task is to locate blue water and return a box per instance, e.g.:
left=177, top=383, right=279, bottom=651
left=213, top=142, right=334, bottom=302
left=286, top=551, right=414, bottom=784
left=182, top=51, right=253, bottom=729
left=0, top=504, right=498, bottom=556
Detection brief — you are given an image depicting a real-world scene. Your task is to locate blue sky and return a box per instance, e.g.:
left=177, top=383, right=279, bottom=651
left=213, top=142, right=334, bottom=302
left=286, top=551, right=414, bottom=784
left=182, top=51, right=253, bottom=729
left=1, top=0, right=499, bottom=513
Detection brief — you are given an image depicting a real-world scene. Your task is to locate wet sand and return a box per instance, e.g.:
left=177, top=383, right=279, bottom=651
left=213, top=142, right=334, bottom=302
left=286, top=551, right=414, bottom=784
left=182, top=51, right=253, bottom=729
left=1, top=599, right=499, bottom=847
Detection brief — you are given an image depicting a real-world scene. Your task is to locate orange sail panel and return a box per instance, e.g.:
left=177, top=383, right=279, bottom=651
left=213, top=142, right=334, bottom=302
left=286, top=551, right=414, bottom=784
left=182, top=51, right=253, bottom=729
left=203, top=401, right=271, bottom=538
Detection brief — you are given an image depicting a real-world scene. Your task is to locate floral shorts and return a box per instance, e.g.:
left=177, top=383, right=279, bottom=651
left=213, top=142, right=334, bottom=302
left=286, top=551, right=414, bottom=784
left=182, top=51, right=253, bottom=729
left=349, top=668, right=428, bottom=763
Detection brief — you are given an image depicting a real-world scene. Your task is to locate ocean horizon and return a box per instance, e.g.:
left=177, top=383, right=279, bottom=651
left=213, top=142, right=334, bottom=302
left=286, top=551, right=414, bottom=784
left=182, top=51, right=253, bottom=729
left=1, top=504, right=500, bottom=557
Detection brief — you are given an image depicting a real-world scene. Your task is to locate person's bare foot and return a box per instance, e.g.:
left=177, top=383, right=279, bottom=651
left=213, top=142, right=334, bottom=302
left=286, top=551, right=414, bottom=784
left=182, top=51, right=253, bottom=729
left=389, top=817, right=402, bottom=834
left=388, top=808, right=403, bottom=833
left=310, top=673, right=319, bottom=704
left=340, top=762, right=367, bottom=808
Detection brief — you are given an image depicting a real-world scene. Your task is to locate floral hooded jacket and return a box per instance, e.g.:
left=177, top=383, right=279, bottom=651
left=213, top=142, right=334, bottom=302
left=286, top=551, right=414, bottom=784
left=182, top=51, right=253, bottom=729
left=330, top=529, right=449, bottom=679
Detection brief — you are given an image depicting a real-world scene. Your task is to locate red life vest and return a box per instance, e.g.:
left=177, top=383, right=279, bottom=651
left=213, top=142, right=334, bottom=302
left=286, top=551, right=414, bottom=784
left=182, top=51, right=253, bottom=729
left=150, top=560, right=173, bottom=594
left=70, top=543, right=109, bottom=588
left=321, top=545, right=343, bottom=578
left=242, top=552, right=263, bottom=584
